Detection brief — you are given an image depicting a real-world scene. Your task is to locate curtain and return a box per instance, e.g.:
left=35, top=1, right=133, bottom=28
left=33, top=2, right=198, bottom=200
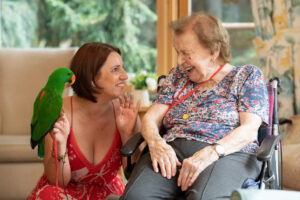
left=251, top=0, right=300, bottom=118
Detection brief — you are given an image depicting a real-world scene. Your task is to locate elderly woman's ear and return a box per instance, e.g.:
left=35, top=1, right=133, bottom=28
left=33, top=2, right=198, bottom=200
left=211, top=42, right=221, bottom=63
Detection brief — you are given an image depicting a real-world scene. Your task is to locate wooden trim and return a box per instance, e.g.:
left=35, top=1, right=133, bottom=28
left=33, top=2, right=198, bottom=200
left=156, top=0, right=190, bottom=76
left=178, top=0, right=190, bottom=17
left=156, top=0, right=167, bottom=76
left=157, top=0, right=176, bottom=76
left=167, top=0, right=178, bottom=74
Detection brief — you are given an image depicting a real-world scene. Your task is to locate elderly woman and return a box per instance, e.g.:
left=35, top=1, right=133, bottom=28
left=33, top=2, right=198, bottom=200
left=121, top=12, right=269, bottom=199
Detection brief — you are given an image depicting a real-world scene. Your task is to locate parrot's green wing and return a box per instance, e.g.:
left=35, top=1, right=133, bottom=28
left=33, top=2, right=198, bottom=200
left=30, top=88, right=63, bottom=158
left=31, top=89, right=44, bottom=127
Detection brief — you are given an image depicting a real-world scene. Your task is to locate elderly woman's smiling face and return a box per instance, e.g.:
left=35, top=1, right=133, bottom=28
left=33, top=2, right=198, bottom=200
left=174, top=28, right=219, bottom=83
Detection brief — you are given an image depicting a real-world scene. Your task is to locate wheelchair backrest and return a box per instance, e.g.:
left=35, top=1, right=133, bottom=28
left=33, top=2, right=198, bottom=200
left=258, top=78, right=280, bottom=144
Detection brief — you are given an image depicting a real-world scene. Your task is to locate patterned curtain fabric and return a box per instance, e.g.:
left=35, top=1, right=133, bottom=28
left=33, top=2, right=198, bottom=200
left=251, top=0, right=300, bottom=118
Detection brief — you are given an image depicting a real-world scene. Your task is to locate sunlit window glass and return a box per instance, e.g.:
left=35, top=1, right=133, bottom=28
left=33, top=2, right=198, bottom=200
left=191, top=0, right=256, bottom=66
left=1, top=0, right=157, bottom=73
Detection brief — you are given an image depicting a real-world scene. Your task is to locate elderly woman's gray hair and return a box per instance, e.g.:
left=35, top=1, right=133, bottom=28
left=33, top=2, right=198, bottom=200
left=170, top=12, right=231, bottom=64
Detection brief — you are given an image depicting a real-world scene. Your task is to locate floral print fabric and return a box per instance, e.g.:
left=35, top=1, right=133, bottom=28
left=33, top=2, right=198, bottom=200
left=153, top=65, right=269, bottom=153
left=27, top=127, right=124, bottom=200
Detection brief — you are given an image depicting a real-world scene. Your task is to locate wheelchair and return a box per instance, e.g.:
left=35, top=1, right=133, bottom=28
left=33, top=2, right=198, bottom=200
left=119, top=77, right=283, bottom=199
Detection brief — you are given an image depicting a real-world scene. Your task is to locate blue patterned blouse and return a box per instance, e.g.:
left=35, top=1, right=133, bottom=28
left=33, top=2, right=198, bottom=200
left=153, top=64, right=269, bottom=153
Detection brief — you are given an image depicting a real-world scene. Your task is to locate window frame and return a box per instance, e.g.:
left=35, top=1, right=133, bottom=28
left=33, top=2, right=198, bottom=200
left=156, top=0, right=255, bottom=76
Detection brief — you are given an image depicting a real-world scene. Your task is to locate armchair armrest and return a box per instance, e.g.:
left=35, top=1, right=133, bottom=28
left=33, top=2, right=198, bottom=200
left=120, top=132, right=145, bottom=179
left=257, top=134, right=282, bottom=162
left=120, top=132, right=145, bottom=157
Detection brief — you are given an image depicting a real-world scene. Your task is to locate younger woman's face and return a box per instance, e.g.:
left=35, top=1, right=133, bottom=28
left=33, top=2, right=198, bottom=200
left=95, top=52, right=128, bottom=98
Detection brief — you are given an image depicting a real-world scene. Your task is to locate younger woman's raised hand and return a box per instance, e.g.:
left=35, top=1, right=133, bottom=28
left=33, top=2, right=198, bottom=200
left=116, top=93, right=141, bottom=143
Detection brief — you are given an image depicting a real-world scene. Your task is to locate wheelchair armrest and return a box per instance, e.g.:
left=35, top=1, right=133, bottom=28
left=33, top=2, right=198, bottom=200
left=257, top=134, right=282, bottom=162
left=279, top=118, right=292, bottom=125
left=120, top=132, right=145, bottom=157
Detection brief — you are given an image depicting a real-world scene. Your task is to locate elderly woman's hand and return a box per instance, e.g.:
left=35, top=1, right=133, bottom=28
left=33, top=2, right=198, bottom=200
left=177, top=145, right=218, bottom=191
left=148, top=139, right=181, bottom=179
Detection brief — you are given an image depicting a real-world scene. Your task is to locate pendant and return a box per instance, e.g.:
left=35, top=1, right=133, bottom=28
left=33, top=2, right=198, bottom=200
left=182, top=113, right=189, bottom=119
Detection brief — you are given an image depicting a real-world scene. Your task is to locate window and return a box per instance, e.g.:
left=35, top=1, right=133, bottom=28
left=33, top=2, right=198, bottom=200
left=191, top=0, right=256, bottom=66
left=0, top=0, right=157, bottom=73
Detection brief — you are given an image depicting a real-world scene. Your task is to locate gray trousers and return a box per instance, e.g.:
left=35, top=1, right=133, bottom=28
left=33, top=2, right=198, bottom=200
left=121, top=139, right=261, bottom=200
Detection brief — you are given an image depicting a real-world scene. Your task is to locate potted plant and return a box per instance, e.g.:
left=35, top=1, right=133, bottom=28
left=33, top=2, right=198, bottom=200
left=129, top=71, right=157, bottom=107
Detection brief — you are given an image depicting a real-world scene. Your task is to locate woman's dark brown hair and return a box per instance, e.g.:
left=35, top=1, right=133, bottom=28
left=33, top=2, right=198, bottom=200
left=70, top=42, right=121, bottom=102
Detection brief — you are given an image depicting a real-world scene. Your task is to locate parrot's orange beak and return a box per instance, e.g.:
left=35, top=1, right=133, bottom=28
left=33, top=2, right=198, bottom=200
left=69, top=75, right=76, bottom=85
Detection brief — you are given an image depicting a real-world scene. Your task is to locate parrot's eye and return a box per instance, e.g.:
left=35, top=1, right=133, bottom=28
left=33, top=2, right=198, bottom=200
left=67, top=73, right=71, bottom=75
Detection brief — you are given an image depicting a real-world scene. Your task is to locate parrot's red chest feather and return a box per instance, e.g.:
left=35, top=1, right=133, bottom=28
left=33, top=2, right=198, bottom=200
left=40, top=90, right=46, bottom=101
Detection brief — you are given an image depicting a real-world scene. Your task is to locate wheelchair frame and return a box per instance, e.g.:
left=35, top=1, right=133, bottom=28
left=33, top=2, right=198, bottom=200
left=121, top=77, right=283, bottom=191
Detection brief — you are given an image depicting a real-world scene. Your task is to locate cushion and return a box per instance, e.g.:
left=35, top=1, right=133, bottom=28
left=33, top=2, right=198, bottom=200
left=0, top=135, right=41, bottom=162
left=0, top=162, right=43, bottom=199
left=0, top=48, right=77, bottom=136
left=282, top=143, right=300, bottom=190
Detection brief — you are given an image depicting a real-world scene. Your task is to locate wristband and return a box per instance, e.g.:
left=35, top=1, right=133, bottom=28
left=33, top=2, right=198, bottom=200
left=51, top=148, right=68, bottom=162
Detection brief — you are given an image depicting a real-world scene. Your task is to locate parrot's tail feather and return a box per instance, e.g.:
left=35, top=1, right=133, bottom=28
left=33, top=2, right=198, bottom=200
left=30, top=138, right=39, bottom=149
left=30, top=132, right=47, bottom=150
left=38, top=140, right=45, bottom=158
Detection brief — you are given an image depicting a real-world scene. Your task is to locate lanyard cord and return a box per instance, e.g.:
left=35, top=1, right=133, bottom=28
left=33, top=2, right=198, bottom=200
left=165, top=64, right=226, bottom=115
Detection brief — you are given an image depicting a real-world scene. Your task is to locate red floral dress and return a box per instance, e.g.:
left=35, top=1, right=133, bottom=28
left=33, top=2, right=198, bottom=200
left=27, top=100, right=125, bottom=200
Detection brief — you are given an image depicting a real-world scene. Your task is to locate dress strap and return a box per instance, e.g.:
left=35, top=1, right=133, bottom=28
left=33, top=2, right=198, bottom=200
left=111, top=101, right=116, bottom=119
left=70, top=96, right=73, bottom=128
left=111, top=101, right=120, bottom=135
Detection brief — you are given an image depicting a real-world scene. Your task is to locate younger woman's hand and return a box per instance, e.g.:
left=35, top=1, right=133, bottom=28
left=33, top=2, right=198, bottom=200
left=49, top=110, right=70, bottom=148
left=116, top=93, right=140, bottom=143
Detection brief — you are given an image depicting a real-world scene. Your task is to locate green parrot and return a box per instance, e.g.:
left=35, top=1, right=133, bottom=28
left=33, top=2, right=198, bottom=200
left=30, top=67, right=76, bottom=158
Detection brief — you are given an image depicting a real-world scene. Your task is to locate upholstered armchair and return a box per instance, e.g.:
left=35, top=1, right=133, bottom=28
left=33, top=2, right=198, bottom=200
left=0, top=48, right=76, bottom=199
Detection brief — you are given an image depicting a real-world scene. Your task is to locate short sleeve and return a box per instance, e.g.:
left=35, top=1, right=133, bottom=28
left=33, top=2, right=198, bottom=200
left=238, top=66, right=269, bottom=124
left=153, top=67, right=183, bottom=105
